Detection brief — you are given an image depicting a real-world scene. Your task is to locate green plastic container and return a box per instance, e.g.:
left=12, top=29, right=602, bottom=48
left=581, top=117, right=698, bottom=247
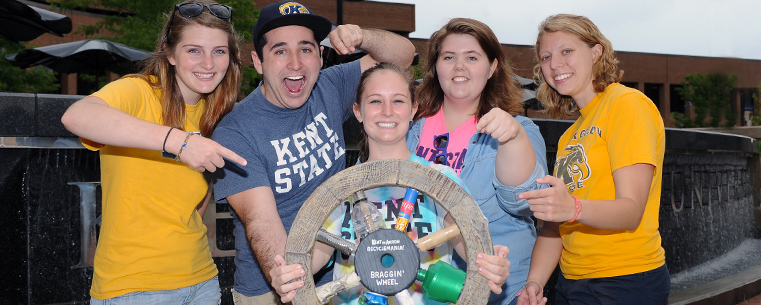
left=416, top=260, right=466, bottom=303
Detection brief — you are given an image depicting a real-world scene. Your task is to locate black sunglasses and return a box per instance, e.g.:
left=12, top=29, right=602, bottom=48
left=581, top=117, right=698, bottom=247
left=432, top=133, right=449, bottom=166
left=174, top=3, right=233, bottom=22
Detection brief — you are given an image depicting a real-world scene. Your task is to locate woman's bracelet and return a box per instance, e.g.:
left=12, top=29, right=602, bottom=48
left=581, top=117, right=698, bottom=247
left=526, top=280, right=543, bottom=293
left=175, top=131, right=194, bottom=162
left=569, top=195, right=582, bottom=222
left=162, top=127, right=174, bottom=153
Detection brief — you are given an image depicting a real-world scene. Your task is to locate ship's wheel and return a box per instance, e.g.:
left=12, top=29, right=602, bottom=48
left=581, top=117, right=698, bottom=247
left=285, top=159, right=492, bottom=304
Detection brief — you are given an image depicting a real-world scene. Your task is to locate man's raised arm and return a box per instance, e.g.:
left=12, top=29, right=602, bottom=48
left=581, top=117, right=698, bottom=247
left=327, top=25, right=415, bottom=71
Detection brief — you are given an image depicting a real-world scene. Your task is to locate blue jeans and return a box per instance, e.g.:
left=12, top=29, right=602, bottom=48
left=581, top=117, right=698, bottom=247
left=555, top=264, right=670, bottom=305
left=90, top=276, right=220, bottom=305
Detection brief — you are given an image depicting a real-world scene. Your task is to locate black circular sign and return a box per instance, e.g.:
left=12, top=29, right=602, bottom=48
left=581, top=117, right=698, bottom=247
left=354, top=229, right=420, bottom=296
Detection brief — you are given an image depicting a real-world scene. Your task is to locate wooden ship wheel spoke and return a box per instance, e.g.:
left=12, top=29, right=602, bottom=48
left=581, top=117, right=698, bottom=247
left=285, top=159, right=493, bottom=304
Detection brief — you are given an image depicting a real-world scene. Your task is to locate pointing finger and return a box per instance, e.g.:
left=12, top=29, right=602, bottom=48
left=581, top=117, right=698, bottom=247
left=220, top=147, right=247, bottom=167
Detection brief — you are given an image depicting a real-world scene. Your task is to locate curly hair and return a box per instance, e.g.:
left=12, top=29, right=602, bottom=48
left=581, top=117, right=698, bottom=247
left=133, top=0, right=242, bottom=136
left=532, top=14, right=623, bottom=119
left=415, top=18, right=523, bottom=121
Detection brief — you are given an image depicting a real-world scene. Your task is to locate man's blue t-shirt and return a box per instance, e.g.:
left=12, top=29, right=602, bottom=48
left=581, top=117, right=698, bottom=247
left=212, top=60, right=361, bottom=296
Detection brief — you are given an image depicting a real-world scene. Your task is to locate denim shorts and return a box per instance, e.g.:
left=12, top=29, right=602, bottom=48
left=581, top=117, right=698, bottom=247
left=90, top=276, right=221, bottom=305
left=555, top=264, right=670, bottom=305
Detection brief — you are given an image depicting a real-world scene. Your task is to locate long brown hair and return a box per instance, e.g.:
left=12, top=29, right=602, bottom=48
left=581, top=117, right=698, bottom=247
left=533, top=14, right=623, bottom=119
left=134, top=0, right=242, bottom=136
left=415, top=18, right=523, bottom=121
left=355, top=63, right=416, bottom=163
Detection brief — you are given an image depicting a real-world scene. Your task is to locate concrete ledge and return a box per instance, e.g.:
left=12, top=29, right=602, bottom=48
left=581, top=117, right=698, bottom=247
left=0, top=92, right=83, bottom=137
left=669, top=264, right=761, bottom=305
left=692, top=126, right=761, bottom=140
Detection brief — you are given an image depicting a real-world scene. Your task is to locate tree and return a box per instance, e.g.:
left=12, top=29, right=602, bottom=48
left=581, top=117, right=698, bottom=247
left=0, top=39, right=60, bottom=93
left=55, top=0, right=260, bottom=95
left=672, top=73, right=737, bottom=128
left=752, top=82, right=761, bottom=126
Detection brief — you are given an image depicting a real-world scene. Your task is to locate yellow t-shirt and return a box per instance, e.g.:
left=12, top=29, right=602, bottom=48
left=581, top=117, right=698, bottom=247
left=84, top=77, right=217, bottom=299
left=554, top=83, right=666, bottom=279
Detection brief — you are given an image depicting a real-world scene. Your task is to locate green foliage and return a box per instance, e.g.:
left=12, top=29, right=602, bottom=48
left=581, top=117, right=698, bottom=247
left=752, top=83, right=761, bottom=126
left=411, top=61, right=425, bottom=82
left=671, top=112, right=694, bottom=128
left=0, top=39, right=60, bottom=93
left=241, top=63, right=260, bottom=96
left=672, top=73, right=737, bottom=127
left=55, top=0, right=260, bottom=95
left=77, top=73, right=110, bottom=95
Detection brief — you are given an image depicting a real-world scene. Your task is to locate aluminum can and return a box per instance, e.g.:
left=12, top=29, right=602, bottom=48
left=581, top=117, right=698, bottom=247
left=358, top=291, right=389, bottom=305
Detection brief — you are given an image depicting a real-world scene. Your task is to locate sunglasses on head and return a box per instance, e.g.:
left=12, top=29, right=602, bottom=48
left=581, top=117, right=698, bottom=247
left=174, top=3, right=233, bottom=22
left=433, top=133, right=449, bottom=166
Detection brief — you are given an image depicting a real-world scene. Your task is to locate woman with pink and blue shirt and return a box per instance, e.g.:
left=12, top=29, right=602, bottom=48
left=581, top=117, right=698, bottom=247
left=407, top=18, right=548, bottom=305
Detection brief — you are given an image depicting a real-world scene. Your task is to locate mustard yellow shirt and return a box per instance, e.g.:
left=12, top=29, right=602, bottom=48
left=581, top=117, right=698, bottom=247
left=84, top=77, right=217, bottom=299
left=554, top=83, right=666, bottom=279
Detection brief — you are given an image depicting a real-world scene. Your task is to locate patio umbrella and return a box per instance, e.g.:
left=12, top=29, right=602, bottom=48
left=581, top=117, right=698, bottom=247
left=0, top=0, right=72, bottom=42
left=6, top=39, right=150, bottom=83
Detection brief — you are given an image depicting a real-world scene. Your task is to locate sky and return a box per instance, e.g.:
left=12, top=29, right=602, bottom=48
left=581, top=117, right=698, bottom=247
left=380, top=0, right=761, bottom=61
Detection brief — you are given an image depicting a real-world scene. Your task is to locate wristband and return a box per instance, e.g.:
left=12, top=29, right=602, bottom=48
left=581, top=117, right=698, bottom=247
left=525, top=280, right=543, bottom=293
left=162, top=127, right=174, bottom=153
left=569, top=195, right=582, bottom=222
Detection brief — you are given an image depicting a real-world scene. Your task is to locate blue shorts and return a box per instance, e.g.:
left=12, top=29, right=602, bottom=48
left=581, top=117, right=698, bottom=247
left=555, top=264, right=670, bottom=305
left=90, top=275, right=220, bottom=305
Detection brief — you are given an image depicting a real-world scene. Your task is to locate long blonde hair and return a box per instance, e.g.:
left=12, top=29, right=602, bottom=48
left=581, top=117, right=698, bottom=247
left=533, top=14, right=622, bottom=119
left=415, top=18, right=523, bottom=121
left=135, top=0, right=242, bottom=136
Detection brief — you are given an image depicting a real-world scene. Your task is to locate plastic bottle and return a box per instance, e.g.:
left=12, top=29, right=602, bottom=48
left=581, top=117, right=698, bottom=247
left=350, top=190, right=386, bottom=240
left=416, top=260, right=466, bottom=303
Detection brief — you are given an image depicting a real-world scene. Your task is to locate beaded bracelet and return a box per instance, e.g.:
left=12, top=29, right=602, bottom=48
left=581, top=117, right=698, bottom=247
left=162, top=127, right=174, bottom=153
left=569, top=195, right=582, bottom=222
left=175, top=131, right=194, bottom=162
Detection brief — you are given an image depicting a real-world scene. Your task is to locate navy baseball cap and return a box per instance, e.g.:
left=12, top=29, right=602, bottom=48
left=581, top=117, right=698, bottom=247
left=253, top=1, right=333, bottom=45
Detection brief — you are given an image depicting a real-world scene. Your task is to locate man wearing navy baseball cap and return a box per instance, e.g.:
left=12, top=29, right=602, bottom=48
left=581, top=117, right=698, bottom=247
left=211, top=1, right=415, bottom=303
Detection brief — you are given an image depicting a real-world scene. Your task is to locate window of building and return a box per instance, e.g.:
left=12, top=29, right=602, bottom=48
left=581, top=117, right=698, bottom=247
left=670, top=84, right=688, bottom=113
left=740, top=89, right=755, bottom=126
left=644, top=83, right=662, bottom=110
left=621, top=82, right=638, bottom=89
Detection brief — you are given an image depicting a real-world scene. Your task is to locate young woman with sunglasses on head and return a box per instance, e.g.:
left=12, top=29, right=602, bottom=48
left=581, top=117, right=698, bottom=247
left=61, top=0, right=246, bottom=303
left=407, top=18, right=549, bottom=305
left=268, top=62, right=510, bottom=304
left=516, top=14, right=668, bottom=305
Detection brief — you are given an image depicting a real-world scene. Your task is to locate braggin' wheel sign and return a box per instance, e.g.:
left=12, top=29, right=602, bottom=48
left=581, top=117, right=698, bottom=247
left=354, top=228, right=419, bottom=295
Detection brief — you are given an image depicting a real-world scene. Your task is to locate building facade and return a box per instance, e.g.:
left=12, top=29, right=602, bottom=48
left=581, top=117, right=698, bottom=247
left=412, top=40, right=761, bottom=127
left=22, top=0, right=761, bottom=128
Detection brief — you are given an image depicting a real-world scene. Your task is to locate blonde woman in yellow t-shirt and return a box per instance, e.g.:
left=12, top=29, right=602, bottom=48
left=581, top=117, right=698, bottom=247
left=516, top=14, right=669, bottom=305
left=61, top=1, right=246, bottom=304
